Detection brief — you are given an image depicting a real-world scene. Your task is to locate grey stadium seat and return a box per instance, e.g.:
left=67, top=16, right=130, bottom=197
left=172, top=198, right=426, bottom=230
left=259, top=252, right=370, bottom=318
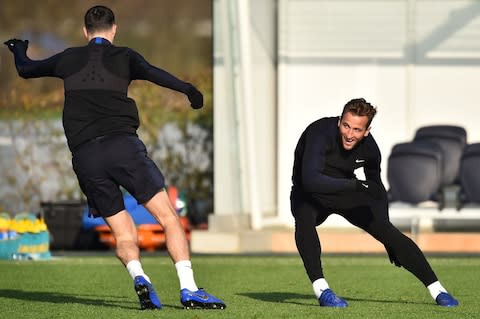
left=387, top=141, right=444, bottom=205
left=458, top=143, right=480, bottom=208
left=413, top=125, right=467, bottom=186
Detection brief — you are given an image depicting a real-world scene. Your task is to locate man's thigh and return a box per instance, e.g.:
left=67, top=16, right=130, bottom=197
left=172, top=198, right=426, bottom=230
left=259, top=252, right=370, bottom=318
left=106, top=135, right=166, bottom=204
left=339, top=198, right=390, bottom=232
left=291, top=190, right=331, bottom=226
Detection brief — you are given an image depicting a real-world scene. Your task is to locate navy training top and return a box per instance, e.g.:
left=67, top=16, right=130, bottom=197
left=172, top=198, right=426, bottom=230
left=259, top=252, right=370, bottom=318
left=292, top=116, right=384, bottom=201
left=10, top=37, right=195, bottom=151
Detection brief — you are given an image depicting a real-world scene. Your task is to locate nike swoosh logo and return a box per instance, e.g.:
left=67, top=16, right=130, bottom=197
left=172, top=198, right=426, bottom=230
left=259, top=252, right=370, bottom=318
left=190, top=292, right=210, bottom=301
left=361, top=183, right=369, bottom=188
left=355, top=159, right=365, bottom=163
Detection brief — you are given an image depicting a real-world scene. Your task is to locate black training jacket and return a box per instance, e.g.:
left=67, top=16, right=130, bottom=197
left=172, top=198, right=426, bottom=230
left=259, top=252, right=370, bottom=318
left=10, top=37, right=193, bottom=151
left=292, top=116, right=385, bottom=207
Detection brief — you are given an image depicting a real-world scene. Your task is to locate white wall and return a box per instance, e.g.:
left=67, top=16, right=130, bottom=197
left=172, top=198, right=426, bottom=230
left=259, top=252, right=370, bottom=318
left=249, top=0, right=278, bottom=217
left=213, top=0, right=277, bottom=220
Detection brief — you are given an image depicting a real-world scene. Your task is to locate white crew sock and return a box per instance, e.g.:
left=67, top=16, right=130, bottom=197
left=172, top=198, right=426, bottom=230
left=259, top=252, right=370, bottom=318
left=312, top=278, right=330, bottom=299
left=126, top=260, right=151, bottom=283
left=427, top=281, right=447, bottom=300
left=175, top=260, right=199, bottom=291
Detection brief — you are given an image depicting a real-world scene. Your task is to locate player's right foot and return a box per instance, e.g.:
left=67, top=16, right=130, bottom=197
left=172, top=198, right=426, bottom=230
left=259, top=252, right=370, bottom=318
left=435, top=292, right=459, bottom=307
left=180, top=288, right=226, bottom=309
left=134, top=276, right=162, bottom=310
left=318, top=288, right=348, bottom=307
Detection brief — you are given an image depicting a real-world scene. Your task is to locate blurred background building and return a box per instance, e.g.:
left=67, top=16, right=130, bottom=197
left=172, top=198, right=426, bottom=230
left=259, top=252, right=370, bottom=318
left=0, top=0, right=213, bottom=217
left=0, top=0, right=214, bottom=252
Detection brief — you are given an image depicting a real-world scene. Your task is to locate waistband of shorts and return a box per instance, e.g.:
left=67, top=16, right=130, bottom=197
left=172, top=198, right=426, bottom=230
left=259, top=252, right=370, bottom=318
left=72, top=132, right=137, bottom=154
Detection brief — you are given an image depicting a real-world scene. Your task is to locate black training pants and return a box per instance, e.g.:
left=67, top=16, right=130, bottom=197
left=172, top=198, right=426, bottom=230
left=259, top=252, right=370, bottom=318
left=290, top=189, right=438, bottom=287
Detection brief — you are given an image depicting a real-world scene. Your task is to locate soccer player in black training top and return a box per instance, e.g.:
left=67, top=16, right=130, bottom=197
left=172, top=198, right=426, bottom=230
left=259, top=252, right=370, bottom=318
left=4, top=5, right=225, bottom=310
left=291, top=98, right=458, bottom=308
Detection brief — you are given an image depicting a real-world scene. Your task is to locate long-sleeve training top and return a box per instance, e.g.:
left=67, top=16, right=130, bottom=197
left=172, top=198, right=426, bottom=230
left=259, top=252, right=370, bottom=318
left=10, top=37, right=196, bottom=151
left=292, top=116, right=383, bottom=197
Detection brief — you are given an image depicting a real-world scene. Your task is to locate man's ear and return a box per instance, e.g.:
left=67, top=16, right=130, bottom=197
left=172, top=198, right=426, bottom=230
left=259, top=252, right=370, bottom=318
left=110, top=24, right=117, bottom=42
left=364, top=126, right=371, bottom=137
left=83, top=26, right=89, bottom=39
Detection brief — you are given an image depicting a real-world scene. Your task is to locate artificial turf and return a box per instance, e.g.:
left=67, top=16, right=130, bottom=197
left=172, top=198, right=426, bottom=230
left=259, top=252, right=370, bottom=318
left=0, top=254, right=477, bottom=318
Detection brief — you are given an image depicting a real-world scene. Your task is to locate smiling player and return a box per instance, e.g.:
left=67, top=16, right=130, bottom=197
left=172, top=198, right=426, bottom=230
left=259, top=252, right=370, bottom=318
left=290, top=98, right=458, bottom=308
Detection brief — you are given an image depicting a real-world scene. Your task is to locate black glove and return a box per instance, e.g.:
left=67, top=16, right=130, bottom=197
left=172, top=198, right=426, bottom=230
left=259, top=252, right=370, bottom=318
left=186, top=85, right=203, bottom=109
left=355, top=180, right=382, bottom=199
left=4, top=39, right=29, bottom=53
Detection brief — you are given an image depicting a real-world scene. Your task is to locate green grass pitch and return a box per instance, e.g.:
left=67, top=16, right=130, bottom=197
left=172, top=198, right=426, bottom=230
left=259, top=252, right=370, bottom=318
left=0, top=254, right=478, bottom=318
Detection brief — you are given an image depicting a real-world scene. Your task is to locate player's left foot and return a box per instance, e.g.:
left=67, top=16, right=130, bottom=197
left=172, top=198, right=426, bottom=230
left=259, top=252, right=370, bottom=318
left=436, top=292, right=459, bottom=307
left=318, top=288, right=348, bottom=307
left=180, top=288, right=226, bottom=309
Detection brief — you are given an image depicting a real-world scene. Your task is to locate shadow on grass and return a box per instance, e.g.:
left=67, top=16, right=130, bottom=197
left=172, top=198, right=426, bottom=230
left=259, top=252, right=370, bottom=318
left=238, top=292, right=317, bottom=307
left=239, top=291, right=431, bottom=307
left=0, top=289, right=136, bottom=310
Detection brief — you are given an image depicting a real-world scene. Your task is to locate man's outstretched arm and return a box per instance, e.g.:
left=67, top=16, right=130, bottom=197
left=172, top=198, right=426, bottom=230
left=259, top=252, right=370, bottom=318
left=4, top=38, right=60, bottom=79
left=128, top=49, right=203, bottom=109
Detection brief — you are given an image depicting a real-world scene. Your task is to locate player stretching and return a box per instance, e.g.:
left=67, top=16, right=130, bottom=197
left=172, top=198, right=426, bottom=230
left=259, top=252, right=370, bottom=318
left=291, top=98, right=458, bottom=308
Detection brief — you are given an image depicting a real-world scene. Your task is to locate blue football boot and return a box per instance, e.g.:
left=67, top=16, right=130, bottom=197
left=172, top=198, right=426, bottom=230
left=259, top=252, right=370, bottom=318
left=318, top=288, right=348, bottom=307
left=180, top=288, right=226, bottom=309
left=134, top=276, right=162, bottom=310
left=436, top=292, right=459, bottom=307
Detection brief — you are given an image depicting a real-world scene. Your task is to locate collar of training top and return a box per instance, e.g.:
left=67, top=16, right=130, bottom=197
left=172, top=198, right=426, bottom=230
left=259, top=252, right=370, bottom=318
left=89, top=37, right=111, bottom=45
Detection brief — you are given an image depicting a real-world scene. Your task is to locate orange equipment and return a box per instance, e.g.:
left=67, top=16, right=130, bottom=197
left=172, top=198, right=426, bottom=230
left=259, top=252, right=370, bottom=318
left=94, top=186, right=191, bottom=251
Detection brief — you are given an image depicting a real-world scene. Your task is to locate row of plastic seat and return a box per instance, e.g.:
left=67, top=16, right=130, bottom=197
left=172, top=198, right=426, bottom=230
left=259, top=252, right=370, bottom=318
left=387, top=125, right=479, bottom=209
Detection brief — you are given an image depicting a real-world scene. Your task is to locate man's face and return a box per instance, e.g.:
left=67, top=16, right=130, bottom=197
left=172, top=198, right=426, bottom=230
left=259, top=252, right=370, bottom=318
left=338, top=111, right=371, bottom=150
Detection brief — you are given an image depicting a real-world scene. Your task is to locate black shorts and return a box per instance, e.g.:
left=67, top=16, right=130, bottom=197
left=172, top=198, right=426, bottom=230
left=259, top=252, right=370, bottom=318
left=72, top=133, right=165, bottom=218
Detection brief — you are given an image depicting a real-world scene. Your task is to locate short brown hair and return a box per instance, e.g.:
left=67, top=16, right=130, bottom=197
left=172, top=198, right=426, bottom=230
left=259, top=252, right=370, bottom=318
left=341, top=98, right=377, bottom=127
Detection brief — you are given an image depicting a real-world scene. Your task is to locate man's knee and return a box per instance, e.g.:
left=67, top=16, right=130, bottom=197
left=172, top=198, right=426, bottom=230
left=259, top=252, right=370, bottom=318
left=116, top=234, right=138, bottom=245
left=144, top=190, right=175, bottom=212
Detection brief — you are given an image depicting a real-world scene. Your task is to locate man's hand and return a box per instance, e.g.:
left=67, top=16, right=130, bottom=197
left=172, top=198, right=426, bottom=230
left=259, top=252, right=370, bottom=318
left=355, top=180, right=382, bottom=199
left=186, top=85, right=203, bottom=109
left=4, top=39, right=29, bottom=53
